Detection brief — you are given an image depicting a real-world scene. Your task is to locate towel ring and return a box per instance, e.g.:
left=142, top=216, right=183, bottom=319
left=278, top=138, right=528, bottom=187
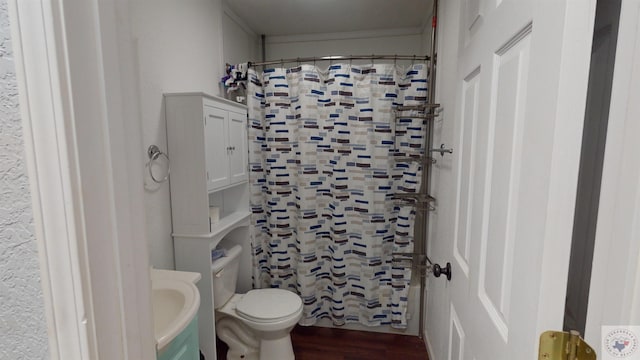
left=147, top=145, right=170, bottom=183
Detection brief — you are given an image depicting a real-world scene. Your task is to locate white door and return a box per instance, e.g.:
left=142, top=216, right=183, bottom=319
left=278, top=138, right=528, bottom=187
left=204, top=106, right=230, bottom=190
left=426, top=1, right=596, bottom=359
left=228, top=111, right=249, bottom=184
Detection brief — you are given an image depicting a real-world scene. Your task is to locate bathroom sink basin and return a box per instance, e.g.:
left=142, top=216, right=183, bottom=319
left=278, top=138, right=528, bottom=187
left=152, top=277, right=200, bottom=350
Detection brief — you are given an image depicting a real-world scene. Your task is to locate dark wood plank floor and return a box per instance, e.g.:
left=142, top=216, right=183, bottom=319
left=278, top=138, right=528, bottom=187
left=215, top=325, right=429, bottom=360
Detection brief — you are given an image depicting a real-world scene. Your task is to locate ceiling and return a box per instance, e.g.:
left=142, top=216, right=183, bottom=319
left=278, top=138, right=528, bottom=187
left=224, top=0, right=433, bottom=36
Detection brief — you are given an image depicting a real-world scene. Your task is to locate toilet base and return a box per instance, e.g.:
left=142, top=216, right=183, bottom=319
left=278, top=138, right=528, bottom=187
left=258, top=332, right=295, bottom=360
left=220, top=332, right=295, bottom=360
left=225, top=349, right=258, bottom=360
left=216, top=313, right=298, bottom=360
left=216, top=316, right=259, bottom=360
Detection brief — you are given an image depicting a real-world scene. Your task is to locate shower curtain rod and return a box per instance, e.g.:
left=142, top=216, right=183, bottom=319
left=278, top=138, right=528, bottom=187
left=248, top=54, right=430, bottom=67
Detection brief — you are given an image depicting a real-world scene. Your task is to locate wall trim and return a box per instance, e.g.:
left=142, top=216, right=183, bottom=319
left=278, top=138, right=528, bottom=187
left=8, top=1, right=95, bottom=357
left=534, top=0, right=596, bottom=337
left=9, top=0, right=155, bottom=358
left=585, top=0, right=640, bottom=343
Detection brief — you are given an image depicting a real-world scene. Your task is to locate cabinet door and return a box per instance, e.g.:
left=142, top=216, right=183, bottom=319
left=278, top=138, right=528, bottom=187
left=204, top=106, right=230, bottom=191
left=227, top=111, right=248, bottom=184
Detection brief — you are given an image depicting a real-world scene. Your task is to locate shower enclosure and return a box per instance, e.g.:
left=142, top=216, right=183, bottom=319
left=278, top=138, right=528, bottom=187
left=234, top=0, right=443, bottom=339
left=242, top=57, right=444, bottom=336
left=248, top=61, right=427, bottom=328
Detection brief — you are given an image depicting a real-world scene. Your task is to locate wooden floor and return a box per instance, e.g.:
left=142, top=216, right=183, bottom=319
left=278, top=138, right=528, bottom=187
left=215, top=325, right=429, bottom=360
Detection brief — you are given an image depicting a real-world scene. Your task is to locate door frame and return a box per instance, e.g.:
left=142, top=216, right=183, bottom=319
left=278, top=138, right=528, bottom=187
left=9, top=0, right=155, bottom=358
left=585, top=0, right=640, bottom=346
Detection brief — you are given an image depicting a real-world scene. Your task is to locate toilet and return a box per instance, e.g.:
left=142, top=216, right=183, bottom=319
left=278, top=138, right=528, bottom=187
left=212, top=245, right=303, bottom=360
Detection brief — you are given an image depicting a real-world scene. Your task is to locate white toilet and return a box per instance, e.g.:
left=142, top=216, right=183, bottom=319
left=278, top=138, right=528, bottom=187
left=212, top=245, right=303, bottom=360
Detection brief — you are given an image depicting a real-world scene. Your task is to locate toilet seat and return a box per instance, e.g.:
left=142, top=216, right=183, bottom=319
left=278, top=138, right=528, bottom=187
left=236, top=289, right=302, bottom=323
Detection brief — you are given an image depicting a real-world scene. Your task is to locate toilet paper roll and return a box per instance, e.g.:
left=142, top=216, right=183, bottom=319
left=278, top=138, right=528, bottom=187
left=209, top=207, right=220, bottom=223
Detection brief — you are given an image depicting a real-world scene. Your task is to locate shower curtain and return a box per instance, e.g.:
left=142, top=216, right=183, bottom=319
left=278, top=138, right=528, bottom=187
left=247, top=63, right=428, bottom=329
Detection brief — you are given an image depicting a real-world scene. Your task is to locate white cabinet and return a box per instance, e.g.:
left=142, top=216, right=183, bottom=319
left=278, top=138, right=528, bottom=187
left=165, top=93, right=251, bottom=360
left=204, top=106, right=248, bottom=191
left=165, top=93, right=249, bottom=234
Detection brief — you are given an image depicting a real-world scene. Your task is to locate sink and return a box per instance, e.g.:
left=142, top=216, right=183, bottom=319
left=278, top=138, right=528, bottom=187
left=152, top=276, right=200, bottom=350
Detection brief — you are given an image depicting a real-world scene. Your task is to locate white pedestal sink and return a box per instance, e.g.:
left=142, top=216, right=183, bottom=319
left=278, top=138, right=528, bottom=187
left=151, top=269, right=201, bottom=351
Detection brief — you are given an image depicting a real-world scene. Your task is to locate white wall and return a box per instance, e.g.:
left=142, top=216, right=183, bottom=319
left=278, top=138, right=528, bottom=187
left=0, top=0, right=49, bottom=357
left=265, top=28, right=428, bottom=65
left=132, top=0, right=225, bottom=269
left=222, top=4, right=261, bottom=65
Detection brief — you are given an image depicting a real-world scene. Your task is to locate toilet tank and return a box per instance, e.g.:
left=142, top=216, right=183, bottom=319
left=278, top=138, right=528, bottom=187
left=211, top=245, right=242, bottom=309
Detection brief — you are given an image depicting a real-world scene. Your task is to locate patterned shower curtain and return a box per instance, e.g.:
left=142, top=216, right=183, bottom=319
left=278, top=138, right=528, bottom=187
left=247, top=63, right=428, bottom=329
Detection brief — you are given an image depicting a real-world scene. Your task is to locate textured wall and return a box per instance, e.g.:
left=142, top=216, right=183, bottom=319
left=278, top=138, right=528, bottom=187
left=0, top=0, right=50, bottom=358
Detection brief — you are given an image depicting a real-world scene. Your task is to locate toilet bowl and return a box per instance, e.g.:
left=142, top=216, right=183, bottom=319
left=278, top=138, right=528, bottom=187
left=212, top=245, right=303, bottom=360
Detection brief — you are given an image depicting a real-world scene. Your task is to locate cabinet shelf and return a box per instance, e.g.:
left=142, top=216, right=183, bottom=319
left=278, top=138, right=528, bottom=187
left=208, top=179, right=248, bottom=194
left=172, top=210, right=251, bottom=244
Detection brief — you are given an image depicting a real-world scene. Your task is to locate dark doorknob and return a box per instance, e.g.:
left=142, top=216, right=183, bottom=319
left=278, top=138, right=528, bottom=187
left=433, top=262, right=452, bottom=281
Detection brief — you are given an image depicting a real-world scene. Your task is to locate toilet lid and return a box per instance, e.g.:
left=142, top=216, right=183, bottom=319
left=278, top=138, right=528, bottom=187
left=236, top=289, right=302, bottom=322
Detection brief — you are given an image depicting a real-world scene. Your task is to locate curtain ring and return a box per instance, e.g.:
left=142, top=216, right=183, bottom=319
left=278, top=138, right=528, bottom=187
left=280, top=58, right=284, bottom=68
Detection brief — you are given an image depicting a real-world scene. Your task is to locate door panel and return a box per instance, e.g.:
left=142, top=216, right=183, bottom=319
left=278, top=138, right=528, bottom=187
left=204, top=106, right=229, bottom=190
left=479, top=31, right=530, bottom=336
left=449, top=305, right=466, bottom=360
left=427, top=0, right=596, bottom=359
left=228, top=111, right=248, bottom=184
left=453, top=67, right=480, bottom=277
